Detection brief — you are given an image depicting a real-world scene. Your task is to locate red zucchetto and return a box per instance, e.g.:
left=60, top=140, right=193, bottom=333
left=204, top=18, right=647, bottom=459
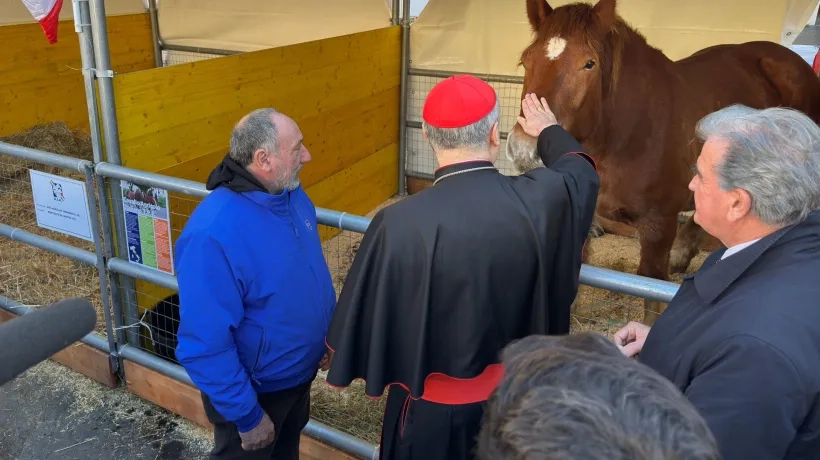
left=422, top=75, right=497, bottom=129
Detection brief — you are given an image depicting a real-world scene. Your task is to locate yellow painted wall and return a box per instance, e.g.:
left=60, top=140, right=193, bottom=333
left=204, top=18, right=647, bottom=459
left=112, top=26, right=402, bottom=310
left=0, top=13, right=156, bottom=138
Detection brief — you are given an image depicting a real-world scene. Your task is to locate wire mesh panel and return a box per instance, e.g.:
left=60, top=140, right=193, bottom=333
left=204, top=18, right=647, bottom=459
left=406, top=73, right=526, bottom=178
left=107, top=184, right=204, bottom=364
left=115, top=282, right=182, bottom=364
left=0, top=123, right=110, bottom=338
left=161, top=49, right=228, bottom=67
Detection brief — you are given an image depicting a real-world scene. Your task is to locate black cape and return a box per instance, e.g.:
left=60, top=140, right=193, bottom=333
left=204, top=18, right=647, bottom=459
left=325, top=125, right=600, bottom=399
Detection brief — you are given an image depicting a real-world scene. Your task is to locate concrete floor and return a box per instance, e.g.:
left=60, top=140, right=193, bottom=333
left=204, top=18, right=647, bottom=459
left=0, top=360, right=213, bottom=460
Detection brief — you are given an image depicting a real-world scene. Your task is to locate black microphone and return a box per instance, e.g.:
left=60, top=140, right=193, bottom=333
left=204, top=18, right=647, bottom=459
left=0, top=297, right=97, bottom=386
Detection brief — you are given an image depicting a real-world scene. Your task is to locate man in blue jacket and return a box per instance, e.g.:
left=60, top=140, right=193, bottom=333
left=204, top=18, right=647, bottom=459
left=174, top=108, right=336, bottom=459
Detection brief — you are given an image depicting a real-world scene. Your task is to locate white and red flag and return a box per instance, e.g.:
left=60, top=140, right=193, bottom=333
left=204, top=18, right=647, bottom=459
left=21, top=0, right=65, bottom=44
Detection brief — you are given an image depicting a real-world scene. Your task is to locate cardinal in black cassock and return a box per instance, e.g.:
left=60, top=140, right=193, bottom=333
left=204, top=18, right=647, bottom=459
left=323, top=75, right=600, bottom=460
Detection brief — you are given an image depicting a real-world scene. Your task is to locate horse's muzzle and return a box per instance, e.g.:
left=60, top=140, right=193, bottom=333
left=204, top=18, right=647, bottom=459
left=505, top=126, right=543, bottom=174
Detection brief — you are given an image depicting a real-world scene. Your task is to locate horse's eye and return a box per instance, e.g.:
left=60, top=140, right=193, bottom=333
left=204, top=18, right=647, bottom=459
left=584, top=60, right=596, bottom=69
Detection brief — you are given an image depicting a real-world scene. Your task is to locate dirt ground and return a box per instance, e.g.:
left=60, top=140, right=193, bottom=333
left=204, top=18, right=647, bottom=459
left=311, top=194, right=711, bottom=444
left=0, top=359, right=213, bottom=460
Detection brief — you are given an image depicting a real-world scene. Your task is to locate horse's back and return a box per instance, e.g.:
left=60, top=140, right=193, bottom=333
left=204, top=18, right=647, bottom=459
left=674, top=41, right=820, bottom=122
left=678, top=41, right=807, bottom=70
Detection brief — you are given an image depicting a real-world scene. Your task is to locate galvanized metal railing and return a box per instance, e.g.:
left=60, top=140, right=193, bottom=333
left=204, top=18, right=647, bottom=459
left=0, top=140, right=685, bottom=459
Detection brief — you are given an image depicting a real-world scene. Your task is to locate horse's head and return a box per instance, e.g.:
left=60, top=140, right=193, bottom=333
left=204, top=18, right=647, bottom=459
left=506, top=0, right=620, bottom=173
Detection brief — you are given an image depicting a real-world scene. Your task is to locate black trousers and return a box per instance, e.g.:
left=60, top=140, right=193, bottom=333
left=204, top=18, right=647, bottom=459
left=201, top=380, right=312, bottom=460
left=380, top=385, right=486, bottom=460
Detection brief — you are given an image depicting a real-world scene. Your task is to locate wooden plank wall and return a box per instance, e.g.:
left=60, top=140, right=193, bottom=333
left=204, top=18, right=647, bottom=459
left=111, top=26, right=402, bottom=311
left=0, top=13, right=156, bottom=138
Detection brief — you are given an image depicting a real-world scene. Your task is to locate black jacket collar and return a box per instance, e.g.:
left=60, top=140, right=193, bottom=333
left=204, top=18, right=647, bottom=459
left=433, top=160, right=497, bottom=185
left=205, top=154, right=268, bottom=193
left=689, top=210, right=820, bottom=305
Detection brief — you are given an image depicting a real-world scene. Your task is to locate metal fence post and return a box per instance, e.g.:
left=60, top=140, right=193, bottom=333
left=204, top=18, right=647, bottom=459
left=74, top=0, right=128, bottom=366
left=88, top=0, right=142, bottom=348
left=147, top=0, right=163, bottom=68
left=391, top=0, right=400, bottom=25
left=93, top=170, right=128, bottom=349
left=73, top=0, right=102, bottom=164
left=397, top=0, right=411, bottom=197
left=82, top=164, right=120, bottom=371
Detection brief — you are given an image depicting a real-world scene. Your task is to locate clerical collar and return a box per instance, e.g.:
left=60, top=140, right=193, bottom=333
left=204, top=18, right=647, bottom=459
left=433, top=160, right=497, bottom=185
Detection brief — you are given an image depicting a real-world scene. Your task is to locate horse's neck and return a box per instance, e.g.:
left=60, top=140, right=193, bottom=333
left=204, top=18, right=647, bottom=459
left=589, top=28, right=682, bottom=156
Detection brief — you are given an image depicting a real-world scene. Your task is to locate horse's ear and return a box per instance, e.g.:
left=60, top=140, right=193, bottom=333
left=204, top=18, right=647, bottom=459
left=593, top=0, right=617, bottom=31
left=526, top=0, right=553, bottom=32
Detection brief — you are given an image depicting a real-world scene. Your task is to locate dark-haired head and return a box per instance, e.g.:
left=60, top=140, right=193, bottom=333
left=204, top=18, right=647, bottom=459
left=476, top=332, right=721, bottom=460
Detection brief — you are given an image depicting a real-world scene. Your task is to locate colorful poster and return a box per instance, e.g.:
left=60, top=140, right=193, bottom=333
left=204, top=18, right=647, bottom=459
left=29, top=169, right=93, bottom=242
left=120, top=180, right=174, bottom=275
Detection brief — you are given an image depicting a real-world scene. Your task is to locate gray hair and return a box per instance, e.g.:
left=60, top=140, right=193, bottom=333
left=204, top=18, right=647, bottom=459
left=696, top=104, right=820, bottom=227
left=229, top=108, right=280, bottom=167
left=476, top=333, right=721, bottom=460
left=423, top=99, right=501, bottom=152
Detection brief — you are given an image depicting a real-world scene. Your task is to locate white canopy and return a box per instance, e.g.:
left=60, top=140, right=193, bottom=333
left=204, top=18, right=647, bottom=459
left=410, top=0, right=820, bottom=75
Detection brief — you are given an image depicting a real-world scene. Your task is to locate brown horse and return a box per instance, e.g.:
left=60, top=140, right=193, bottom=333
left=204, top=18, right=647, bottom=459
left=506, top=0, right=820, bottom=324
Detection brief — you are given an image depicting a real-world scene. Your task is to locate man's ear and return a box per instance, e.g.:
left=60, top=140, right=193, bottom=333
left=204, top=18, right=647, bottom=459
left=252, top=148, right=271, bottom=171
left=727, top=188, right=752, bottom=222
left=490, top=121, right=501, bottom=146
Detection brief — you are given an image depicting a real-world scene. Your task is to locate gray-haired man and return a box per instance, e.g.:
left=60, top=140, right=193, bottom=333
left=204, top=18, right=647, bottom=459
left=175, top=108, right=335, bottom=459
left=615, top=104, right=820, bottom=460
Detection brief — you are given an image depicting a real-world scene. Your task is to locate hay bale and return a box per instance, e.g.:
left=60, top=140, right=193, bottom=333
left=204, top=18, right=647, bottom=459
left=0, top=122, right=93, bottom=184
left=569, top=234, right=709, bottom=336
left=310, top=374, right=387, bottom=445
left=0, top=123, right=108, bottom=333
left=1, top=122, right=92, bottom=160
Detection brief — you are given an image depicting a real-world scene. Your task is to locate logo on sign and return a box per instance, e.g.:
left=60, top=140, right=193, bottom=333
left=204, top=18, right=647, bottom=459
left=50, top=180, right=65, bottom=202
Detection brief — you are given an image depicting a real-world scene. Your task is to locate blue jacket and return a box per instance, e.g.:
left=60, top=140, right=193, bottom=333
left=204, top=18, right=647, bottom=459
left=174, top=165, right=336, bottom=433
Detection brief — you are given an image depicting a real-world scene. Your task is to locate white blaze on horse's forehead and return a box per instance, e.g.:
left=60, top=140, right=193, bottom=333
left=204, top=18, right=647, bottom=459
left=545, top=37, right=567, bottom=60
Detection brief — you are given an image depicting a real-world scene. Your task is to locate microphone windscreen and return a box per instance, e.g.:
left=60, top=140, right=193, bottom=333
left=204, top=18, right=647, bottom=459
left=0, top=297, right=97, bottom=386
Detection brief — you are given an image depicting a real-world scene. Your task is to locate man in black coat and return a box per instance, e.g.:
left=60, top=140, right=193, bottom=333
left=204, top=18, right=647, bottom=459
left=615, top=104, right=820, bottom=460
left=323, top=76, right=600, bottom=460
